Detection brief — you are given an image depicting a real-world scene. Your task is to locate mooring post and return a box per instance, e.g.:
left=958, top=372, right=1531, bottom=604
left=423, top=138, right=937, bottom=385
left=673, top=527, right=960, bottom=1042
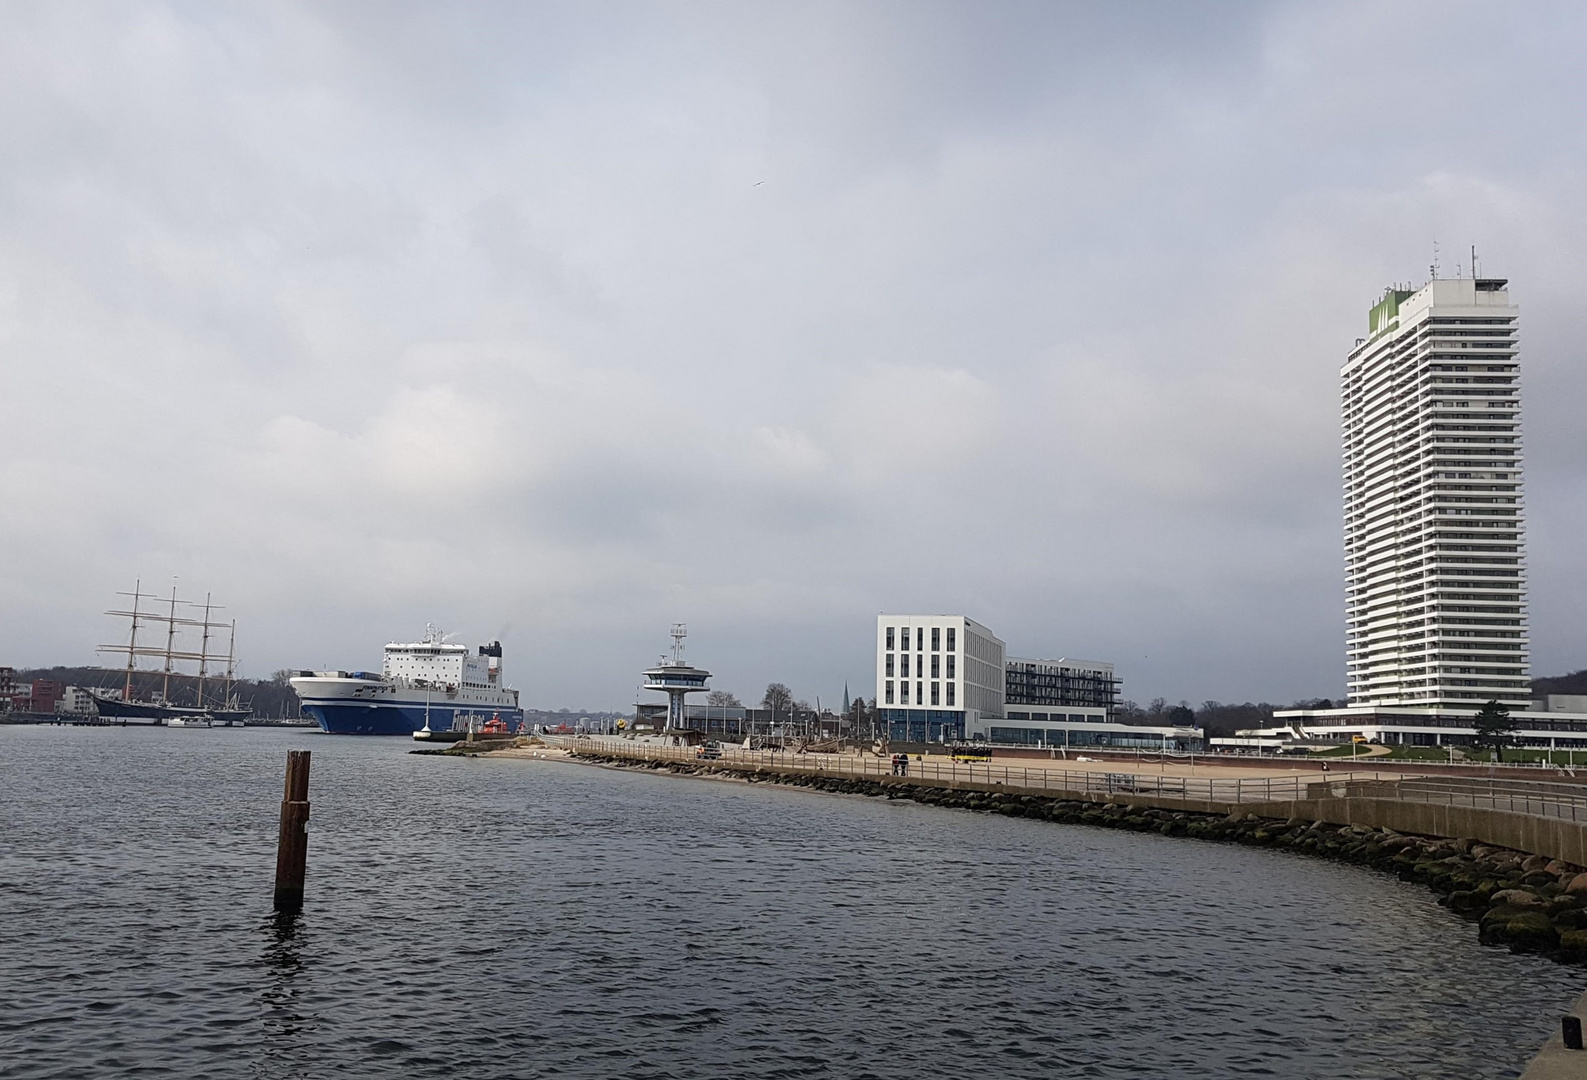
left=273, top=750, right=312, bottom=914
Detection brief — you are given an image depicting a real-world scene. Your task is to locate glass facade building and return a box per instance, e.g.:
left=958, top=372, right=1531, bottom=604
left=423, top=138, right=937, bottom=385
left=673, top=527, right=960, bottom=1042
left=879, top=708, right=967, bottom=744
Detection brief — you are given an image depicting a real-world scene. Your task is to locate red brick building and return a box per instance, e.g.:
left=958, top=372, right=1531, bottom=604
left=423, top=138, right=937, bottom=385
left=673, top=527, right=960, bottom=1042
left=27, top=679, right=65, bottom=714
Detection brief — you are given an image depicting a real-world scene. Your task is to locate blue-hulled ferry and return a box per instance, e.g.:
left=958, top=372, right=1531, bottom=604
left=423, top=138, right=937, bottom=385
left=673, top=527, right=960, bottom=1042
left=291, top=627, right=524, bottom=735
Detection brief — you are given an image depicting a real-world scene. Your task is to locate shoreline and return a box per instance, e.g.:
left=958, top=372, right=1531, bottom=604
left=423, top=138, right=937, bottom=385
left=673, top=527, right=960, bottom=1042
left=524, top=744, right=1587, bottom=965
left=452, top=738, right=1587, bottom=1072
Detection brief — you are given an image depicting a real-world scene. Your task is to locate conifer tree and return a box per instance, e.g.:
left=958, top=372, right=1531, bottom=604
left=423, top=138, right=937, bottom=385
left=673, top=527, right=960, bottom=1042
left=1472, top=700, right=1517, bottom=762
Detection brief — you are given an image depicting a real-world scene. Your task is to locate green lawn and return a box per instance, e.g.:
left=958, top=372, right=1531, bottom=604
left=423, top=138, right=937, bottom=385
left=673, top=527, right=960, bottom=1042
left=1309, top=744, right=1368, bottom=758
left=1382, top=745, right=1461, bottom=761
left=1367, top=744, right=1587, bottom=766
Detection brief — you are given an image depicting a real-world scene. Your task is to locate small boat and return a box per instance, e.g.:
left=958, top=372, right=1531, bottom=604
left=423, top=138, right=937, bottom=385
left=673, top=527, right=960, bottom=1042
left=413, top=712, right=513, bottom=742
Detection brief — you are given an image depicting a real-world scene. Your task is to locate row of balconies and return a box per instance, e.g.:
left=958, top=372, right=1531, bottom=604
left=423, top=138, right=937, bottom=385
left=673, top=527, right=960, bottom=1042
left=1347, top=638, right=1531, bottom=656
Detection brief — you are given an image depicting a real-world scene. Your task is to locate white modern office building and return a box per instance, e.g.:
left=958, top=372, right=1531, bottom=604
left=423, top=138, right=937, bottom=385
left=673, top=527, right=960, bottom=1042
left=1275, top=275, right=1587, bottom=747
left=875, top=615, right=1004, bottom=743
left=875, top=614, right=1200, bottom=748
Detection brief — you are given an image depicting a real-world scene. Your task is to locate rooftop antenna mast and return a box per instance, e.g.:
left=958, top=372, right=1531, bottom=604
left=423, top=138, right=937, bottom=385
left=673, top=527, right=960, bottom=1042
left=670, top=622, right=687, bottom=666
left=1430, top=239, right=1441, bottom=281
left=1472, top=244, right=1480, bottom=280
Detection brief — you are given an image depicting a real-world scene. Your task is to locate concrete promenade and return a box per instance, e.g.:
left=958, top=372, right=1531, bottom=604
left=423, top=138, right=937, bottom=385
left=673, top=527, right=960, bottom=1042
left=546, top=736, right=1587, bottom=865
left=1521, top=989, right=1587, bottom=1079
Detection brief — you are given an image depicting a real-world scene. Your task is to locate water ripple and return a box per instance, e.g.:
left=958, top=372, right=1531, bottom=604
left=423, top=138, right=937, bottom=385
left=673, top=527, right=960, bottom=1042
left=0, top=726, right=1580, bottom=1078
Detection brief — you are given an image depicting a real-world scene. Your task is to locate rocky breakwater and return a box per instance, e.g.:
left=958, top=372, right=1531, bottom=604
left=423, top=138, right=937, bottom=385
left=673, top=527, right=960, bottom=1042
left=567, top=749, right=1587, bottom=967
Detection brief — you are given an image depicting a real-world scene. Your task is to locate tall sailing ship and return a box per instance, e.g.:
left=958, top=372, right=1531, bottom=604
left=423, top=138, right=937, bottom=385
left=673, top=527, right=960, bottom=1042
left=91, top=581, right=253, bottom=725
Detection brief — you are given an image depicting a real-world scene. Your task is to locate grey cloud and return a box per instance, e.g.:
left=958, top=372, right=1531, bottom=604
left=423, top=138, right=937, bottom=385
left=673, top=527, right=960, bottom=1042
left=3, top=1, right=1586, bottom=710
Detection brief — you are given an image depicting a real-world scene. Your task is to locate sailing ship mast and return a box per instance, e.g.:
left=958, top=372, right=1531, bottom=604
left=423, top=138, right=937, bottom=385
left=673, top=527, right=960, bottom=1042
left=225, top=620, right=237, bottom=709
left=196, top=593, right=213, bottom=710
left=161, top=582, right=187, bottom=704
left=98, top=582, right=239, bottom=709
left=118, top=579, right=148, bottom=702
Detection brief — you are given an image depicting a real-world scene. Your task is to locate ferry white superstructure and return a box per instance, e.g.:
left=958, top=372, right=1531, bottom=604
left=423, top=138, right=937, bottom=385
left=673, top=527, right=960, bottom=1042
left=291, top=627, right=524, bottom=735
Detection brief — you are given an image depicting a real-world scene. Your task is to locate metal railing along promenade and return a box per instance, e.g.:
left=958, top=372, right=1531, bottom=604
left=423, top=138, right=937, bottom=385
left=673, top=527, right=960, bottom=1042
left=1331, top=776, right=1587, bottom=823
left=544, top=735, right=1587, bottom=822
left=545, top=735, right=1324, bottom=805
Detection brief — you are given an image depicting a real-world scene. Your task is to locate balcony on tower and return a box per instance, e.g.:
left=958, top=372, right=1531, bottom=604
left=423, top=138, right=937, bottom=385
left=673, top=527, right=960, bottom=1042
left=641, top=623, right=711, bottom=737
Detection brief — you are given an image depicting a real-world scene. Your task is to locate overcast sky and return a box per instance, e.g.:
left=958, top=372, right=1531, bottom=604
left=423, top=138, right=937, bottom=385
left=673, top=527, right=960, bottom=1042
left=2, top=1, right=1585, bottom=710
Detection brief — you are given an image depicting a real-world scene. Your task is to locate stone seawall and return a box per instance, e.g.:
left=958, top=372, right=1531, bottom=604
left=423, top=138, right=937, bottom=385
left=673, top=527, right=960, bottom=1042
left=1243, top=796, right=1587, bottom=868
left=558, top=743, right=1587, bottom=865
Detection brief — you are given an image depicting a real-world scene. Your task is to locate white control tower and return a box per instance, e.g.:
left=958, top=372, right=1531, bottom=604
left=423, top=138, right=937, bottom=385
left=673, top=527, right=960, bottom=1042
left=642, top=624, right=711, bottom=733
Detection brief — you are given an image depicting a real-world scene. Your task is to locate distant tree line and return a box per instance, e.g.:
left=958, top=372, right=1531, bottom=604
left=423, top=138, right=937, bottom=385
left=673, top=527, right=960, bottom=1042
left=10, top=665, right=302, bottom=718
left=702, top=682, right=878, bottom=729
left=1116, top=697, right=1339, bottom=739
left=1534, top=670, right=1587, bottom=697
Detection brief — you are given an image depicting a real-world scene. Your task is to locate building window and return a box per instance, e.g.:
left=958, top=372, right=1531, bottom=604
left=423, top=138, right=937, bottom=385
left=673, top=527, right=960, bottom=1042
left=885, top=654, right=894, bottom=677
left=885, top=681, right=894, bottom=704
left=886, top=627, right=894, bottom=650
left=912, top=627, right=920, bottom=651
left=946, top=683, right=955, bottom=706
left=916, top=680, right=923, bottom=704
left=947, top=628, right=956, bottom=652
left=946, top=655, right=955, bottom=679
left=930, top=655, right=940, bottom=678
left=901, top=681, right=909, bottom=704
left=901, top=654, right=910, bottom=677
left=932, top=628, right=940, bottom=651
left=931, top=682, right=940, bottom=705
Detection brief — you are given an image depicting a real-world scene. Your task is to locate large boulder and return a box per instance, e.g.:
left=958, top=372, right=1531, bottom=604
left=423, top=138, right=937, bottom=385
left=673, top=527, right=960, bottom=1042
left=1561, top=929, right=1587, bottom=960
left=1503, top=910, right=1561, bottom=952
left=1567, top=874, right=1587, bottom=895
left=1490, top=889, right=1543, bottom=908
left=1522, top=854, right=1551, bottom=873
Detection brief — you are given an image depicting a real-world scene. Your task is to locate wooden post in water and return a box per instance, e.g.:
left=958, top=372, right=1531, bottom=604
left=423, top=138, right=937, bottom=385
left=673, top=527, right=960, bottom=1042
left=273, top=750, right=312, bottom=913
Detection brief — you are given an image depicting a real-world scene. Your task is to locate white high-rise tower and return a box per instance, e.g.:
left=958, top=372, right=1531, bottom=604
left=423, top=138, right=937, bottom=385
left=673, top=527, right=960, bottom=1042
left=1341, top=276, right=1530, bottom=712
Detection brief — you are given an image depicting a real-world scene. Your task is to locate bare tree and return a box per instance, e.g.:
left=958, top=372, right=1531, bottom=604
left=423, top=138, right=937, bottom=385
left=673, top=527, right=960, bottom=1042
left=762, top=683, right=793, bottom=715
left=706, top=690, right=742, bottom=707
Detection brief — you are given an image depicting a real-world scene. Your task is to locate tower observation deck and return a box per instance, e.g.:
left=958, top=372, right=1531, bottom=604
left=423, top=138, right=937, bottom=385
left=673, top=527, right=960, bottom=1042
left=642, top=624, right=711, bottom=733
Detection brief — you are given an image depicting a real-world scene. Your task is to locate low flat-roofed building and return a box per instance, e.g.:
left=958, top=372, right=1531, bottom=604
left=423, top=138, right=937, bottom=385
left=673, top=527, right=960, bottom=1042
left=57, top=686, right=98, bottom=715
left=1244, top=703, right=1587, bottom=751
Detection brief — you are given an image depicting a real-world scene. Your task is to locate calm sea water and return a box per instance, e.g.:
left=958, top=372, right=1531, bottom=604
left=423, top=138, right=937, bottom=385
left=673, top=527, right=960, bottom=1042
left=0, top=725, right=1580, bottom=1079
